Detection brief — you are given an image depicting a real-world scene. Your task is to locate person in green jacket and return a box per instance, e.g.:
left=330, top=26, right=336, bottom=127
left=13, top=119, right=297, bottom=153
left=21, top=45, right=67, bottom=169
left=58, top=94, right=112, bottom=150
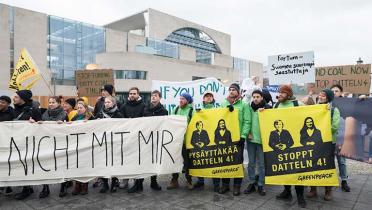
left=193, top=91, right=218, bottom=190
left=167, top=92, right=194, bottom=190
left=218, top=83, right=252, bottom=196
left=307, top=89, right=340, bottom=201
left=244, top=90, right=272, bottom=196
left=273, top=85, right=307, bottom=208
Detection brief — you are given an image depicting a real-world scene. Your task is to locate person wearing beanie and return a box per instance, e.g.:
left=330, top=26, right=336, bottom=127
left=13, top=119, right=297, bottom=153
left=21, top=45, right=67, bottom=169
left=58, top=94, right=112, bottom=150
left=12, top=89, right=41, bottom=200
left=0, top=95, right=14, bottom=122
left=330, top=84, right=351, bottom=192
left=93, top=84, right=116, bottom=117
left=218, top=83, right=251, bottom=196
left=243, top=90, right=272, bottom=196
left=306, top=89, right=340, bottom=202
left=167, top=91, right=194, bottom=190
left=63, top=98, right=78, bottom=121
left=272, top=85, right=306, bottom=208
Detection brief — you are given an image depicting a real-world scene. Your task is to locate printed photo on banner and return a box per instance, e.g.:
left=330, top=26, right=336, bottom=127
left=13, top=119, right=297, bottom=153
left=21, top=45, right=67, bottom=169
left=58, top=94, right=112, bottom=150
left=185, top=108, right=244, bottom=178
left=151, top=78, right=228, bottom=113
left=259, top=104, right=339, bottom=186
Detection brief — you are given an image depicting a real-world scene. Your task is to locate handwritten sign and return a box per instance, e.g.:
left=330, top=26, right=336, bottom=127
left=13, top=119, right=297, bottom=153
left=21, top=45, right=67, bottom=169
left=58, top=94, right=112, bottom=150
left=268, top=51, right=315, bottom=85
left=75, top=69, right=114, bottom=96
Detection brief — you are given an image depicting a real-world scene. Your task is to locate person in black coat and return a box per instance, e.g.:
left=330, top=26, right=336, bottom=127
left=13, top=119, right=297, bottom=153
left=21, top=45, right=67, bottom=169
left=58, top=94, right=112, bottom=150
left=268, top=120, right=294, bottom=151
left=12, top=90, right=41, bottom=200
left=214, top=119, right=232, bottom=145
left=96, top=96, right=123, bottom=194
left=140, top=90, right=169, bottom=191
left=191, top=121, right=210, bottom=148
left=0, top=96, right=14, bottom=121
left=93, top=84, right=121, bottom=117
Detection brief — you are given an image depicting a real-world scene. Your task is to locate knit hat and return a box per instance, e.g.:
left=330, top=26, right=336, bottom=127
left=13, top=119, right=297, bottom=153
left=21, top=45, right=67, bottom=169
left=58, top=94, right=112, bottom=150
left=65, top=98, right=76, bottom=108
left=16, top=90, right=33, bottom=102
left=0, top=95, right=11, bottom=104
left=229, top=83, right=240, bottom=92
left=101, top=84, right=114, bottom=95
left=261, top=88, right=273, bottom=104
left=321, top=89, right=334, bottom=103
left=203, top=91, right=214, bottom=98
left=180, top=92, right=193, bottom=104
left=251, top=90, right=263, bottom=97
left=279, top=85, right=293, bottom=97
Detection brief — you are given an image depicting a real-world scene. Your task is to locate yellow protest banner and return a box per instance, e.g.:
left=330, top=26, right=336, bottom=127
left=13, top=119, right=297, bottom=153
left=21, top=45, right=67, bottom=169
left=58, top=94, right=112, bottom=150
left=9, top=48, right=41, bottom=90
left=185, top=108, right=244, bottom=178
left=259, top=104, right=339, bottom=186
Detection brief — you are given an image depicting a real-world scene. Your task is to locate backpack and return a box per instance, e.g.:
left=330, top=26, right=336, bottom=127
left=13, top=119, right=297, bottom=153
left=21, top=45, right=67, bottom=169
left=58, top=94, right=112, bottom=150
left=274, top=100, right=299, bottom=108
left=174, top=106, right=193, bottom=121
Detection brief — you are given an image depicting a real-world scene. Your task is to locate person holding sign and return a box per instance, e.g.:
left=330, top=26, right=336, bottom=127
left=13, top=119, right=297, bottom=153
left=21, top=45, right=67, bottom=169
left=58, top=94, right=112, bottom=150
left=307, top=89, right=340, bottom=201
left=331, top=84, right=351, bottom=192
left=167, top=92, right=194, bottom=190
left=143, top=90, right=169, bottom=191
left=218, top=83, right=251, bottom=196
left=244, top=90, right=272, bottom=196
left=12, top=90, right=42, bottom=200
left=271, top=85, right=307, bottom=208
left=63, top=98, right=78, bottom=121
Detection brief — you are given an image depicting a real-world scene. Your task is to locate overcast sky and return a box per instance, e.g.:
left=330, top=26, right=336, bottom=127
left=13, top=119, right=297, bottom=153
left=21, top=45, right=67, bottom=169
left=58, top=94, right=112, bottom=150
left=1, top=0, right=371, bottom=66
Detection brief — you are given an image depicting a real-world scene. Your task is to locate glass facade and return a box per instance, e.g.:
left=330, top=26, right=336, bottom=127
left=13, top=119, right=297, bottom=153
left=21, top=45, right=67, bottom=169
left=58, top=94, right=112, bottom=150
left=48, top=16, right=105, bottom=85
left=115, top=70, right=147, bottom=80
left=233, top=57, right=249, bottom=81
left=165, top=28, right=220, bottom=65
left=146, top=38, right=179, bottom=59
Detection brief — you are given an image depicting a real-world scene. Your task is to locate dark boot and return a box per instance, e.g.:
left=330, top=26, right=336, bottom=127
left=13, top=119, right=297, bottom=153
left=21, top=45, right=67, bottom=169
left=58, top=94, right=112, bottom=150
left=14, top=186, right=33, bottom=200
left=324, top=187, right=332, bottom=201
left=59, top=182, right=67, bottom=197
left=72, top=182, right=81, bottom=195
left=244, top=183, right=256, bottom=194
left=276, top=186, right=292, bottom=201
left=193, top=181, right=204, bottom=189
left=150, top=176, right=162, bottom=191
left=39, top=185, right=50, bottom=198
left=5, top=187, right=13, bottom=196
left=81, top=183, right=88, bottom=195
left=128, top=179, right=143, bottom=193
left=297, top=194, right=307, bottom=208
left=258, top=186, right=266, bottom=196
left=306, top=186, right=317, bottom=198
left=100, top=178, right=109, bottom=193
left=111, top=178, right=119, bottom=193
left=341, top=180, right=351, bottom=192
left=167, top=178, right=179, bottom=190
left=218, top=185, right=230, bottom=194
left=233, top=185, right=241, bottom=196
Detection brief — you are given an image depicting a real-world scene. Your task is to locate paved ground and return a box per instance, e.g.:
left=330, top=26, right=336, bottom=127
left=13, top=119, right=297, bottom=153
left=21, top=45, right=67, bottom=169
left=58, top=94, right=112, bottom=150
left=1, top=160, right=372, bottom=210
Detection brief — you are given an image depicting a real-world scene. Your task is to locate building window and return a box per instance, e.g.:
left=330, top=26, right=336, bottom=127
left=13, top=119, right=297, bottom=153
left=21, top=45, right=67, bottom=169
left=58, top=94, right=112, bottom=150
left=115, top=70, right=147, bottom=80
left=48, top=16, right=105, bottom=85
left=233, top=57, right=249, bottom=81
left=196, top=49, right=213, bottom=64
left=146, top=38, right=179, bottom=59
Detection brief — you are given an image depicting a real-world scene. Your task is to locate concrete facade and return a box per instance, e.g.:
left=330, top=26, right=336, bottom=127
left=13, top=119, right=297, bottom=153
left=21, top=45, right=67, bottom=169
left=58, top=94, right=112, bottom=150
left=0, top=4, right=10, bottom=91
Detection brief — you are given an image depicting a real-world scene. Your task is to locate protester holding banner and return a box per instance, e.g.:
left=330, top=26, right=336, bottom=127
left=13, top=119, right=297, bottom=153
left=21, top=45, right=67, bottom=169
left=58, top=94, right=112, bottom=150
left=0, top=95, right=14, bottom=196
left=142, top=90, right=169, bottom=191
left=93, top=84, right=115, bottom=117
left=63, top=98, right=78, bottom=121
left=272, top=85, right=307, bottom=208
left=121, top=87, right=146, bottom=193
left=12, top=90, right=42, bottom=200
left=331, top=84, right=351, bottom=192
left=219, top=83, right=251, bottom=196
left=244, top=90, right=271, bottom=196
left=167, top=92, right=194, bottom=190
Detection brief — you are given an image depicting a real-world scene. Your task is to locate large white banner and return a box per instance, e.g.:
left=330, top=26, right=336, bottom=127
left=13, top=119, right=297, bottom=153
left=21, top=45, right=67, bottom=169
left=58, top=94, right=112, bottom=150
left=0, top=116, right=187, bottom=186
left=152, top=78, right=228, bottom=113
left=268, top=51, right=315, bottom=85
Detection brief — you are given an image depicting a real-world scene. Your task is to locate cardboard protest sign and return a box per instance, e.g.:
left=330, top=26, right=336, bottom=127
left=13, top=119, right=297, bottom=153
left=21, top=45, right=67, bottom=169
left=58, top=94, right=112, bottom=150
left=75, top=69, right=114, bottom=97
left=259, top=105, right=339, bottom=186
left=185, top=108, right=244, bottom=178
left=268, top=51, right=315, bottom=85
left=314, top=64, right=371, bottom=94
left=0, top=116, right=186, bottom=187
left=9, top=48, right=41, bottom=90
left=151, top=78, right=228, bottom=113
left=333, top=97, right=372, bottom=164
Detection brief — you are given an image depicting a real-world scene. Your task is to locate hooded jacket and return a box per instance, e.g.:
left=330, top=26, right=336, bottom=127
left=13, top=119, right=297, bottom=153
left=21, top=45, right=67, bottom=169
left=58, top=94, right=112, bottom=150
left=0, top=106, right=15, bottom=122
left=13, top=101, right=41, bottom=121
left=42, top=106, right=67, bottom=121
left=120, top=98, right=145, bottom=118
left=144, top=102, right=168, bottom=117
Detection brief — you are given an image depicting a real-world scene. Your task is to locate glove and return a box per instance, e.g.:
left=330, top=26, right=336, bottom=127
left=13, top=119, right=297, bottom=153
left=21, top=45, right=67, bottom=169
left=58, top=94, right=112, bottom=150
left=228, top=105, right=234, bottom=112
left=238, top=137, right=245, bottom=147
left=195, top=108, right=201, bottom=112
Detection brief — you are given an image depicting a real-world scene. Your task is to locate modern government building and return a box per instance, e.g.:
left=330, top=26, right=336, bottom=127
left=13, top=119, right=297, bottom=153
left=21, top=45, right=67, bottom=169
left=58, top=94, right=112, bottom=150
left=0, top=3, right=263, bottom=99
